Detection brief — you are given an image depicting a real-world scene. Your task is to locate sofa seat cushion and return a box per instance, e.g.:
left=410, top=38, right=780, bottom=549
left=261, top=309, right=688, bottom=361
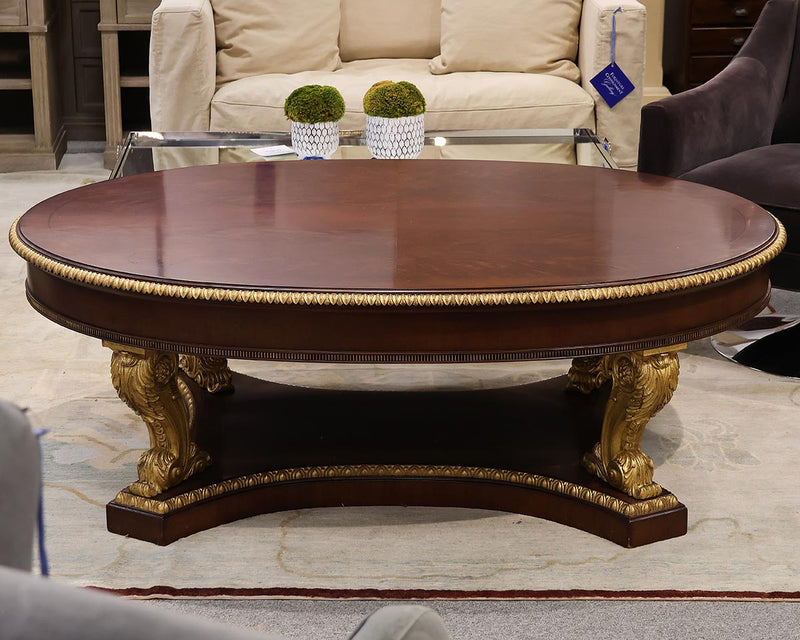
left=210, top=58, right=595, bottom=133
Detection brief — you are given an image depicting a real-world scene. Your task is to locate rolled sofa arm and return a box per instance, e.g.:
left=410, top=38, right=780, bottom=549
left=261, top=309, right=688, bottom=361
left=149, top=0, right=216, bottom=131
left=149, top=0, right=217, bottom=168
left=578, top=0, right=647, bottom=170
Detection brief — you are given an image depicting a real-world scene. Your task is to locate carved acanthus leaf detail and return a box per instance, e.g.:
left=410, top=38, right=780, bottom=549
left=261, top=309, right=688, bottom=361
left=109, top=347, right=211, bottom=497
left=578, top=350, right=681, bottom=499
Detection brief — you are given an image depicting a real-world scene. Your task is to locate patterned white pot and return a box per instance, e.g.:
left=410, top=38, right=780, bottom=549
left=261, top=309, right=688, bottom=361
left=365, top=114, right=425, bottom=159
left=291, top=121, right=339, bottom=159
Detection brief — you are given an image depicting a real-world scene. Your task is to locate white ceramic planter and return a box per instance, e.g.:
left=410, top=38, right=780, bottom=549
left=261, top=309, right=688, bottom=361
left=365, top=114, right=425, bottom=159
left=290, top=121, right=340, bottom=159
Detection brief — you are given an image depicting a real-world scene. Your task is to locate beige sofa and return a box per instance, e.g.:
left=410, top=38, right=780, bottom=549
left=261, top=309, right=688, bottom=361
left=149, top=0, right=647, bottom=169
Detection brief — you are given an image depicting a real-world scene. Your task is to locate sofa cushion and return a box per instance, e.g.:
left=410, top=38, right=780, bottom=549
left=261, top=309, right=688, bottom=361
left=211, top=58, right=595, bottom=132
left=340, top=0, right=441, bottom=61
left=679, top=144, right=800, bottom=214
left=212, top=0, right=341, bottom=84
left=429, top=0, right=581, bottom=82
left=679, top=144, right=800, bottom=281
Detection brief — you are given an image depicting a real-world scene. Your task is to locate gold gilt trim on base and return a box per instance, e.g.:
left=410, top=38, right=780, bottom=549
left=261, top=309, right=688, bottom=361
left=10, top=217, right=786, bottom=308
left=111, top=464, right=680, bottom=518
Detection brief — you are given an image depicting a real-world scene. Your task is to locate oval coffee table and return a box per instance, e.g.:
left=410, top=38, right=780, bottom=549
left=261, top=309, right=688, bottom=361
left=10, top=160, right=784, bottom=547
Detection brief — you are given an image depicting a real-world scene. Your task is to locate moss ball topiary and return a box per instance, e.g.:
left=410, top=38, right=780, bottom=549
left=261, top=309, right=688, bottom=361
left=362, top=80, right=426, bottom=118
left=284, top=85, right=346, bottom=124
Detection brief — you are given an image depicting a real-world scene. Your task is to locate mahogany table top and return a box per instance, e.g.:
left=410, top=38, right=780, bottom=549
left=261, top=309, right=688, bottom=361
left=11, top=160, right=785, bottom=361
left=14, top=160, right=781, bottom=296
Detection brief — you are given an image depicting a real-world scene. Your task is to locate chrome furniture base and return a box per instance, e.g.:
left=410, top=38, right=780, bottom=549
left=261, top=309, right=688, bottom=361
left=711, top=313, right=800, bottom=378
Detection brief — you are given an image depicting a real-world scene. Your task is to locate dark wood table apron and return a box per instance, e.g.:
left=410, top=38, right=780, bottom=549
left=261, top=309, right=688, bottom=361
left=10, top=160, right=784, bottom=547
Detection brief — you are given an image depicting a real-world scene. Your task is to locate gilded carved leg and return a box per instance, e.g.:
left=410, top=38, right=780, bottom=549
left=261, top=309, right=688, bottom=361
left=566, top=355, right=610, bottom=393
left=106, top=343, right=211, bottom=498
left=179, top=355, right=233, bottom=394
left=568, top=347, right=684, bottom=500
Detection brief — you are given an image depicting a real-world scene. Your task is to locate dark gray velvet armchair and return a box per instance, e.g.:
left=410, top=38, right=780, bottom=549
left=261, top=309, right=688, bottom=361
left=638, top=0, right=800, bottom=289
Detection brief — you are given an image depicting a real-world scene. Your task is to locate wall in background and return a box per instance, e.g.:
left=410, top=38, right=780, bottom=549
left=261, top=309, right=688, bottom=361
left=641, top=0, right=671, bottom=103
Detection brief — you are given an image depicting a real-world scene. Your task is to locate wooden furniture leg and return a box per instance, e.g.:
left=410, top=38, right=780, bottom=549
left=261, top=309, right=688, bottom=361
left=567, top=345, right=684, bottom=499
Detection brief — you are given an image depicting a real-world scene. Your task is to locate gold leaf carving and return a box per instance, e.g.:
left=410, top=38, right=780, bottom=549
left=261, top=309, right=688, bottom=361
left=566, top=356, right=610, bottom=394
left=582, top=350, right=680, bottom=499
left=10, top=217, right=786, bottom=308
left=111, top=463, right=679, bottom=517
left=179, top=355, right=233, bottom=394
left=108, top=347, right=211, bottom=497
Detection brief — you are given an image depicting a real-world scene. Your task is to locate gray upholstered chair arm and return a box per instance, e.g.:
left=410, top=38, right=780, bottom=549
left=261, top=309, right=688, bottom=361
left=0, top=569, right=452, bottom=640
left=0, top=401, right=40, bottom=572
left=350, top=605, right=451, bottom=640
left=0, top=566, right=289, bottom=640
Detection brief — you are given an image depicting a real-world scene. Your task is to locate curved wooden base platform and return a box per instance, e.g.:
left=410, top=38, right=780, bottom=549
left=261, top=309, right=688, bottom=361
left=106, top=372, right=687, bottom=547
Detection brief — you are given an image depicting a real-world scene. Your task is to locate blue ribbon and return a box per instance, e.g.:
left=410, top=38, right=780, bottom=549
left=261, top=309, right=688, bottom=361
left=33, top=428, right=49, bottom=577
left=611, top=7, right=623, bottom=65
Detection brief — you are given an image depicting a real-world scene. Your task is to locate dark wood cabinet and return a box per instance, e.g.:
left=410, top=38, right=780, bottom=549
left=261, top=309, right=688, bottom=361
left=1, top=0, right=156, bottom=167
left=663, top=0, right=767, bottom=93
left=99, top=0, right=158, bottom=168
left=0, top=0, right=66, bottom=170
left=0, top=0, right=29, bottom=25
left=56, top=0, right=104, bottom=141
left=57, top=0, right=156, bottom=151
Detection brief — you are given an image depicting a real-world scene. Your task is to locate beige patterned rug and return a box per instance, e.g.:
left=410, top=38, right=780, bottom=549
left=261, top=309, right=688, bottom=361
left=3, top=166, right=800, bottom=598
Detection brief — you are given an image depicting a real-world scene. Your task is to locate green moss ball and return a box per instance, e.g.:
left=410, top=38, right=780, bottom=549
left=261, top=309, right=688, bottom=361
left=362, top=81, right=426, bottom=118
left=284, top=85, right=346, bottom=123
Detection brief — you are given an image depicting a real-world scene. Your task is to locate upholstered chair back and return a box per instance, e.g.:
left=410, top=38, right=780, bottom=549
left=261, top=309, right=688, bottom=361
left=638, top=0, right=798, bottom=177
left=772, top=0, right=800, bottom=143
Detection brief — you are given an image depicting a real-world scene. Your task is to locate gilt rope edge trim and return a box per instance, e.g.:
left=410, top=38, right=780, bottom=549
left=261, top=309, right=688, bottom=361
left=9, top=217, right=787, bottom=308
left=111, top=463, right=682, bottom=516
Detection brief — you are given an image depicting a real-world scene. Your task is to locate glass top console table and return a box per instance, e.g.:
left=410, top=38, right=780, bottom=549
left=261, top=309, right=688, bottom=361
left=110, top=128, right=618, bottom=178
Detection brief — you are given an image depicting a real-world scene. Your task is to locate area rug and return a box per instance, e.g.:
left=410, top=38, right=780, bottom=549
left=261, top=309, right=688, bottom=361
left=2, top=165, right=799, bottom=599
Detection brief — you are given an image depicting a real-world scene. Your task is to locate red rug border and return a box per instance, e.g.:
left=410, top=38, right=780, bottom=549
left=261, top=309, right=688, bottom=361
left=87, top=586, right=800, bottom=602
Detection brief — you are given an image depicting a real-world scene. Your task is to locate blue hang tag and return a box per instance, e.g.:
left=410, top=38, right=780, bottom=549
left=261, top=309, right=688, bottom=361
left=590, top=7, right=635, bottom=108
left=590, top=62, right=635, bottom=108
